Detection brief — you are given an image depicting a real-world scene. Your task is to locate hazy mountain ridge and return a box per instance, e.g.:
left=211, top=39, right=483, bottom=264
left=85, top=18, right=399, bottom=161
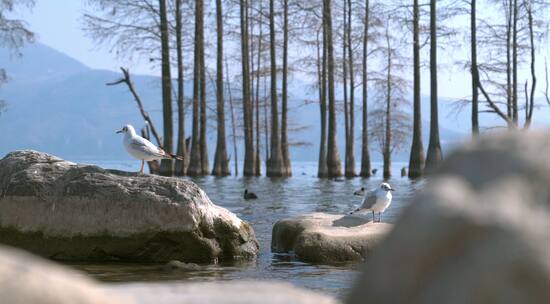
left=0, top=43, right=471, bottom=163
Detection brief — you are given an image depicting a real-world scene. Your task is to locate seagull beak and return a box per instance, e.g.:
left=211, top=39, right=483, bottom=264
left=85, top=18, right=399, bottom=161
left=116, top=129, right=123, bottom=134
left=389, top=188, right=395, bottom=191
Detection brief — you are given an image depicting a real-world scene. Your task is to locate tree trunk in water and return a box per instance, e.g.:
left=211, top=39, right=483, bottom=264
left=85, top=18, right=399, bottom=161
left=342, top=0, right=349, bottom=177
left=318, top=28, right=328, bottom=178
left=345, top=0, right=355, bottom=178
left=408, top=0, right=424, bottom=178
left=212, top=0, right=230, bottom=176
left=525, top=3, right=535, bottom=128
left=225, top=57, right=239, bottom=176
left=187, top=0, right=202, bottom=176
left=267, top=0, right=284, bottom=177
left=198, top=0, right=208, bottom=175
left=175, top=0, right=187, bottom=176
left=425, top=0, right=442, bottom=172
left=240, top=0, right=255, bottom=176
left=281, top=0, right=292, bottom=176
left=359, top=0, right=371, bottom=178
left=383, top=27, right=391, bottom=180
left=253, top=3, right=263, bottom=176
left=470, top=0, right=479, bottom=137
left=158, top=0, right=174, bottom=176
left=324, top=0, right=342, bottom=178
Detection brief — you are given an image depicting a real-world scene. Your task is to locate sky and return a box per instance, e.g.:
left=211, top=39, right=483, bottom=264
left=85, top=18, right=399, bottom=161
left=10, top=0, right=550, bottom=102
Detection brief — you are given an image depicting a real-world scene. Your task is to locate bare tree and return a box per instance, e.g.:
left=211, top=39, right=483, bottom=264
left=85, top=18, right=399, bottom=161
left=425, top=0, right=442, bottom=172
left=158, top=0, right=174, bottom=176
left=212, top=0, right=230, bottom=176
left=359, top=0, right=372, bottom=178
left=174, top=0, right=187, bottom=176
left=470, top=0, right=479, bottom=136
left=324, top=0, right=343, bottom=178
left=408, top=0, right=424, bottom=178
left=281, top=0, right=292, bottom=176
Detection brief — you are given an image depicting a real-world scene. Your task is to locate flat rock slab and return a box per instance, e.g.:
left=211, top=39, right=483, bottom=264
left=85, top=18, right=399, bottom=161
left=110, top=281, right=338, bottom=304
left=0, top=150, right=259, bottom=263
left=271, top=213, right=393, bottom=263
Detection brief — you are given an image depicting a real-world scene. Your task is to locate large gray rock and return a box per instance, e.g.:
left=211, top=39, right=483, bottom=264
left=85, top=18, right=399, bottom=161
left=0, top=245, right=131, bottom=304
left=272, top=212, right=392, bottom=263
left=110, top=281, right=338, bottom=304
left=0, top=150, right=259, bottom=263
left=347, top=132, right=550, bottom=304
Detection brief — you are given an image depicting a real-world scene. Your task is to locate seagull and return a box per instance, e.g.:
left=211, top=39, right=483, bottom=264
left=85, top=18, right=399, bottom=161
left=244, top=189, right=258, bottom=200
left=116, top=124, right=180, bottom=175
left=350, top=182, right=394, bottom=222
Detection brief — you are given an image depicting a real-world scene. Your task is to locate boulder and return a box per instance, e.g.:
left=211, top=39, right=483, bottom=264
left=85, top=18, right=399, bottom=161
left=110, top=281, right=338, bottom=304
left=0, top=245, right=132, bottom=304
left=0, top=150, right=259, bottom=263
left=272, top=213, right=392, bottom=263
left=347, top=132, right=550, bottom=304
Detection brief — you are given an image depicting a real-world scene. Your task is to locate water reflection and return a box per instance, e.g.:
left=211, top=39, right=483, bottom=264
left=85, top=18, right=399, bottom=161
left=70, top=160, right=422, bottom=300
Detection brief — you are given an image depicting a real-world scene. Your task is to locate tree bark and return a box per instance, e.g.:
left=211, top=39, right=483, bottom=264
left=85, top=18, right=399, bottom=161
left=359, top=0, right=371, bottom=178
left=240, top=0, right=256, bottom=176
left=198, top=0, right=208, bottom=175
left=175, top=0, right=187, bottom=176
left=383, top=27, right=391, bottom=180
left=225, top=56, right=239, bottom=176
left=267, top=0, right=284, bottom=177
left=525, top=2, right=535, bottom=128
left=408, top=0, right=424, bottom=178
left=187, top=0, right=202, bottom=176
left=512, top=0, right=518, bottom=125
left=342, top=0, right=350, bottom=177
left=212, top=0, right=230, bottom=176
left=318, top=27, right=328, bottom=178
left=253, top=2, right=263, bottom=176
left=281, top=0, right=292, bottom=176
left=470, top=0, right=479, bottom=137
left=425, top=0, right=442, bottom=172
left=345, top=0, right=356, bottom=178
left=158, top=0, right=174, bottom=176
left=324, top=0, right=342, bottom=178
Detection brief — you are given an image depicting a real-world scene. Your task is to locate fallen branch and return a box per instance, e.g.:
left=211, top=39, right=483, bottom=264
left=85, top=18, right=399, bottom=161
left=107, top=67, right=164, bottom=148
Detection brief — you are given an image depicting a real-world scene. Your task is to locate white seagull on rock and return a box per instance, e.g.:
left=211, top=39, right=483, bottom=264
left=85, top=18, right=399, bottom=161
left=350, top=182, right=394, bottom=222
left=116, top=124, right=180, bottom=174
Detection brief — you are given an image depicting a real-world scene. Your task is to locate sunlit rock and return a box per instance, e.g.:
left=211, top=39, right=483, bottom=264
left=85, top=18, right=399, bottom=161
left=0, top=245, right=131, bottom=304
left=110, top=281, right=338, bottom=304
left=0, top=150, right=259, bottom=263
left=347, top=132, right=550, bottom=304
left=272, top=212, right=392, bottom=263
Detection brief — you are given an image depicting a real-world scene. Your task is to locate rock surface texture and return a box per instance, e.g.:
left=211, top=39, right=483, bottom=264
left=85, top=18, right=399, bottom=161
left=347, top=132, right=550, bottom=304
left=272, top=212, right=392, bottom=263
left=0, top=150, right=259, bottom=263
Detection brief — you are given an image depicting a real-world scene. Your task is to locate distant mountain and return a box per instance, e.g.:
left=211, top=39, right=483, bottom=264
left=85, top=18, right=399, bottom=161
left=0, top=42, right=478, bottom=164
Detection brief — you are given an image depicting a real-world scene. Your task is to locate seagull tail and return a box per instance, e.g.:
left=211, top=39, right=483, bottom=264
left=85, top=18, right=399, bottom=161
left=168, top=153, right=184, bottom=160
left=349, top=208, right=360, bottom=215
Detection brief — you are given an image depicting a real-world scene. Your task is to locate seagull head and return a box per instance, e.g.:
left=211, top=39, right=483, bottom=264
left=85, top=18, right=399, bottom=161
left=380, top=182, right=395, bottom=192
left=116, top=124, right=136, bottom=135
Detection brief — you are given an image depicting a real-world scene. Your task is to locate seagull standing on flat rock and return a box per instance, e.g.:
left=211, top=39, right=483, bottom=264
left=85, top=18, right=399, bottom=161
left=116, top=124, right=180, bottom=175
left=350, top=182, right=394, bottom=222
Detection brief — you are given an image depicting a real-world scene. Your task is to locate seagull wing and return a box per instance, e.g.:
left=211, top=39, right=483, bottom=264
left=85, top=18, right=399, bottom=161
left=129, top=136, right=168, bottom=158
left=359, top=190, right=378, bottom=210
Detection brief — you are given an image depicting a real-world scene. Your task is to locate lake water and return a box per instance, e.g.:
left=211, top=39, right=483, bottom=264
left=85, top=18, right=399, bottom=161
left=67, top=160, right=423, bottom=300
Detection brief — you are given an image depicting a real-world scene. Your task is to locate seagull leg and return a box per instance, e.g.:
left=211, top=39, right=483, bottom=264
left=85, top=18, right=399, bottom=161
left=140, top=160, right=144, bottom=175
left=372, top=210, right=375, bottom=223
left=378, top=212, right=382, bottom=223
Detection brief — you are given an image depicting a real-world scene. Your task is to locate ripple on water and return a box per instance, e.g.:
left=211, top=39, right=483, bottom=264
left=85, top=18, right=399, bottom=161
left=68, top=161, right=422, bottom=300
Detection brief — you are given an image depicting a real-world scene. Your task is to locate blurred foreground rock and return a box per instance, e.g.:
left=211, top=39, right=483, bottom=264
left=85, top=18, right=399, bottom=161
left=347, top=132, right=550, bottom=304
left=0, top=150, right=259, bottom=263
left=272, top=213, right=392, bottom=263
left=110, top=281, right=337, bottom=304
left=0, top=245, right=131, bottom=304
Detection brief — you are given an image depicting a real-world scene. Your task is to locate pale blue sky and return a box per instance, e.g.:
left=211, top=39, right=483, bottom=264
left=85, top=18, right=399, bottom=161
left=12, top=0, right=550, bottom=102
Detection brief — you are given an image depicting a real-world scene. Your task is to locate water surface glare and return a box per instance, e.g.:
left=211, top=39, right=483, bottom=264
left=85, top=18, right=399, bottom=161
left=69, top=161, right=422, bottom=299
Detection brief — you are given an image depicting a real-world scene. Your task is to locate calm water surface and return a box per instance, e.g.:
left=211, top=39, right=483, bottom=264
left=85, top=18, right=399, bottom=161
left=69, top=160, right=423, bottom=300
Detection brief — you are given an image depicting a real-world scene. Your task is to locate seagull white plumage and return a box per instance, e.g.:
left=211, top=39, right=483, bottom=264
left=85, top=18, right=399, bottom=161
left=350, top=182, right=394, bottom=222
left=116, top=124, right=180, bottom=174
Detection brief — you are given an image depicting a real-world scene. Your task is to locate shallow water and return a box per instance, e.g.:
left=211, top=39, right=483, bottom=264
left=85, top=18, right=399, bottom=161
left=68, top=160, right=422, bottom=300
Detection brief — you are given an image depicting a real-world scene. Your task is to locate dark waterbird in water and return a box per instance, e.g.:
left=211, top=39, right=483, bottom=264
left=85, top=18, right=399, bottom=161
left=371, top=168, right=378, bottom=175
left=244, top=189, right=258, bottom=200
left=353, top=187, right=366, bottom=196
